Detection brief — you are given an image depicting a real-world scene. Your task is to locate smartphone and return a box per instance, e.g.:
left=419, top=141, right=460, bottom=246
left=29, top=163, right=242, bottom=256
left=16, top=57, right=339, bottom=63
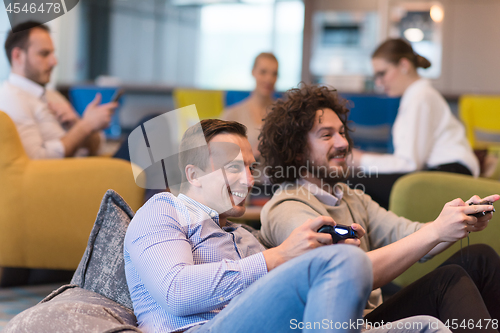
left=111, top=89, right=124, bottom=103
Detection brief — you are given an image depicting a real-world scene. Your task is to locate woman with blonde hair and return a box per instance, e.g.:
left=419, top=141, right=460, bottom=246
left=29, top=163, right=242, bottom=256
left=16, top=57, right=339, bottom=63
left=221, top=52, right=278, bottom=159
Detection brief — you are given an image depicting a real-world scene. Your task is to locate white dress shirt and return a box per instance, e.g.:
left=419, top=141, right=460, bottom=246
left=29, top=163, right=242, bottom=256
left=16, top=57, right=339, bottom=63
left=0, top=73, right=67, bottom=158
left=0, top=73, right=98, bottom=159
left=360, top=79, right=480, bottom=176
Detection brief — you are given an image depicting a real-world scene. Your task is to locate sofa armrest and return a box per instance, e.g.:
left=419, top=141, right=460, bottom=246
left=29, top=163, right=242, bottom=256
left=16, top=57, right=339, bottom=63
left=389, top=172, right=500, bottom=287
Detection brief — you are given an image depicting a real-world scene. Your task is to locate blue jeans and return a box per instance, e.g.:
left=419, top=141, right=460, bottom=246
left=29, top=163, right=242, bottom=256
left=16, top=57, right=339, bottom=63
left=186, top=245, right=373, bottom=333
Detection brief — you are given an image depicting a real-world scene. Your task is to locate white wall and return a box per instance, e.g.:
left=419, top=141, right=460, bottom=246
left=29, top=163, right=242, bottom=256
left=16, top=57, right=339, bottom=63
left=445, top=0, right=500, bottom=94
left=50, top=3, right=85, bottom=86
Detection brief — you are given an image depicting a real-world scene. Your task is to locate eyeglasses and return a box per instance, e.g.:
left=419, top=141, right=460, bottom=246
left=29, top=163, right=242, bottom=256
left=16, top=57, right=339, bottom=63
left=373, top=70, right=388, bottom=81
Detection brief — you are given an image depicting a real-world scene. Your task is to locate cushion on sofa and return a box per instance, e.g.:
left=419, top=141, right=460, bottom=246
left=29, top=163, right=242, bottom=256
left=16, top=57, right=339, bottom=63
left=71, top=189, right=136, bottom=310
left=3, top=284, right=141, bottom=333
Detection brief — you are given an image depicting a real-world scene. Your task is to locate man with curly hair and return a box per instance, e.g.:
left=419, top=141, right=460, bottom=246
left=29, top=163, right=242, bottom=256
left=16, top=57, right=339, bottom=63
left=259, top=84, right=500, bottom=332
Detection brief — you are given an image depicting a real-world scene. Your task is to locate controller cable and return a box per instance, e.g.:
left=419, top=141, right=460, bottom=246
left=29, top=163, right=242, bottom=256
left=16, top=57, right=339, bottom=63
left=460, top=233, right=470, bottom=264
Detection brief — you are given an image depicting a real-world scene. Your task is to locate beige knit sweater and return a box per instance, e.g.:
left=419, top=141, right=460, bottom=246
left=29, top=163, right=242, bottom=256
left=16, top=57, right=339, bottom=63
left=260, top=181, right=428, bottom=314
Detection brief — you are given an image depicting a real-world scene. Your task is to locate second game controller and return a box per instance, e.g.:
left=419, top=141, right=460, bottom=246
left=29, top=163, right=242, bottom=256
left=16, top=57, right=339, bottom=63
left=317, top=224, right=359, bottom=244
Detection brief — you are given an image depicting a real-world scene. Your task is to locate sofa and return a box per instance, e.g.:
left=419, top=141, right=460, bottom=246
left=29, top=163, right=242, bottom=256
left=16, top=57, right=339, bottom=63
left=0, top=110, right=144, bottom=270
left=389, top=171, right=500, bottom=287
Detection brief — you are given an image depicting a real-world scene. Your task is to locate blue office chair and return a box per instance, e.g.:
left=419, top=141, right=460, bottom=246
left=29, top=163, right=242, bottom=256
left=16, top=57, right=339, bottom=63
left=225, top=91, right=283, bottom=108
left=341, top=93, right=400, bottom=153
left=225, top=91, right=251, bottom=108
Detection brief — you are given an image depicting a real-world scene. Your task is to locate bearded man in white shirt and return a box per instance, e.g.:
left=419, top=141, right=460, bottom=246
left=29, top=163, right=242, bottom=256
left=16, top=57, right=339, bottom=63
left=0, top=21, right=117, bottom=159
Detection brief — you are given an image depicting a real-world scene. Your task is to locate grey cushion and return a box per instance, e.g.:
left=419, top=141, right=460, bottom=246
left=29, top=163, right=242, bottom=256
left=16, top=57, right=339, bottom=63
left=71, top=189, right=135, bottom=311
left=3, top=285, right=141, bottom=333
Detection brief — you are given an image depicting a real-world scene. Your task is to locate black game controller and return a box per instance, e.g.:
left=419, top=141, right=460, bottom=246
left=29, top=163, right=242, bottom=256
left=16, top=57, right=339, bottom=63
left=317, top=224, right=359, bottom=244
left=468, top=201, right=496, bottom=218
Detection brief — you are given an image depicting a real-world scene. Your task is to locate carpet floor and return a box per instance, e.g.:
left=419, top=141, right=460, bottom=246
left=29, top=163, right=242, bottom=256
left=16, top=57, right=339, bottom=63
left=0, top=284, right=62, bottom=331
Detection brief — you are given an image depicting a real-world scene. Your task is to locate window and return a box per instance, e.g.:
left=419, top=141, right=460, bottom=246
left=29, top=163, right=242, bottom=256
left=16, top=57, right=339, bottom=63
left=389, top=2, right=443, bottom=79
left=0, top=9, right=11, bottom=81
left=197, top=1, right=304, bottom=91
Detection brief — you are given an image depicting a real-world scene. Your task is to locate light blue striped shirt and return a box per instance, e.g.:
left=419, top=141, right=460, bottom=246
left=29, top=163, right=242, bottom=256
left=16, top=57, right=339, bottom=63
left=124, top=192, right=267, bottom=333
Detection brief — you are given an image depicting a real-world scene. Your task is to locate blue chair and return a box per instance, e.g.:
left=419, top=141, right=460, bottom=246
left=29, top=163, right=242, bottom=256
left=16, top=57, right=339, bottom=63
left=225, top=91, right=283, bottom=108
left=69, top=87, right=123, bottom=139
left=225, top=91, right=251, bottom=108
left=341, top=94, right=400, bottom=153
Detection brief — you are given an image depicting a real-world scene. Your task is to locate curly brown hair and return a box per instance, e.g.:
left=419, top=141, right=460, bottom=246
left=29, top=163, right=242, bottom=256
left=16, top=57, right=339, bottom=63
left=258, top=83, right=352, bottom=184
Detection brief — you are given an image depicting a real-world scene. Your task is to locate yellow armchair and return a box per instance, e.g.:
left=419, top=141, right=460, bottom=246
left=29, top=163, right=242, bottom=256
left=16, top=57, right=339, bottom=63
left=0, top=111, right=144, bottom=270
left=389, top=171, right=500, bottom=287
left=459, top=95, right=500, bottom=178
left=459, top=95, right=500, bottom=151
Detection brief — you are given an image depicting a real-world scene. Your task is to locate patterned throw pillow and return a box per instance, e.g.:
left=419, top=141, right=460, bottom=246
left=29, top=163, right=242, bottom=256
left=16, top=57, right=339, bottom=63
left=71, top=189, right=136, bottom=310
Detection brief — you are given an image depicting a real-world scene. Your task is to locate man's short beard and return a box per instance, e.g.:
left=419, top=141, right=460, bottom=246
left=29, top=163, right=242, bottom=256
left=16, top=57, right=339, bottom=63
left=307, top=162, right=351, bottom=185
left=24, top=58, right=49, bottom=86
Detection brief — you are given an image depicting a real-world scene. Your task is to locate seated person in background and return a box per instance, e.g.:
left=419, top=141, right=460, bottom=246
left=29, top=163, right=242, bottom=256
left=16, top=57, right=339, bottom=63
left=0, top=21, right=117, bottom=159
left=124, top=119, right=449, bottom=333
left=349, top=38, right=479, bottom=209
left=258, top=83, right=500, bottom=333
left=221, top=52, right=278, bottom=160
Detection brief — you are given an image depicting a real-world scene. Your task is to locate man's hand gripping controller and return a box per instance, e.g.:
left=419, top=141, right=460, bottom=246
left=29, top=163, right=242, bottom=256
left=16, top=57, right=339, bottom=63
left=317, top=225, right=359, bottom=244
